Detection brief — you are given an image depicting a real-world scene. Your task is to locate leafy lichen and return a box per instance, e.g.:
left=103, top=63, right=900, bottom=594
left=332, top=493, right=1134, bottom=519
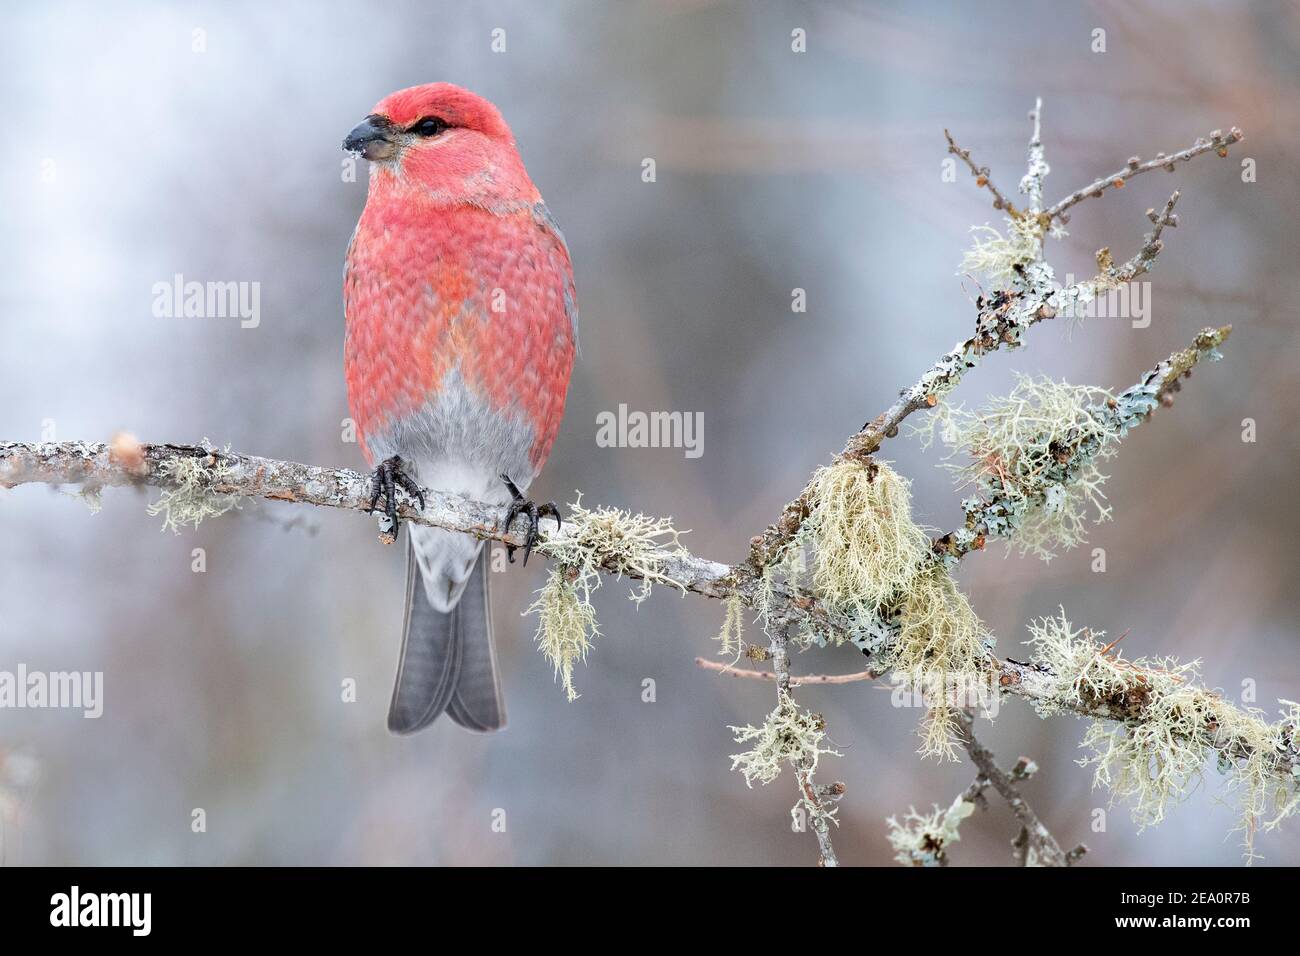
left=886, top=794, right=976, bottom=866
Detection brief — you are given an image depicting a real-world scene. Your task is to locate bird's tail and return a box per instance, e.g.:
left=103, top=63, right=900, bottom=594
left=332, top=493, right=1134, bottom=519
left=387, top=541, right=506, bottom=734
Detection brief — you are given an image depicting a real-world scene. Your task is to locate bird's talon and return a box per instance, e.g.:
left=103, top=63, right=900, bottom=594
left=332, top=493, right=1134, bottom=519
left=368, top=455, right=423, bottom=536
left=499, top=475, right=561, bottom=567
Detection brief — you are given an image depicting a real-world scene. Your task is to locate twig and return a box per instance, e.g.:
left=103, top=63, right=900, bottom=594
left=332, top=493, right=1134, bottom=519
left=954, top=710, right=1085, bottom=866
left=1044, top=127, right=1243, bottom=224
left=1021, top=97, right=1048, bottom=214
left=945, top=127, right=1015, bottom=213
left=695, top=657, right=879, bottom=686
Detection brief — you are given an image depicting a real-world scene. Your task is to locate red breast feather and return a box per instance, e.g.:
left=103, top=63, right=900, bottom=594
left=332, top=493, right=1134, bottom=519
left=344, top=197, right=576, bottom=471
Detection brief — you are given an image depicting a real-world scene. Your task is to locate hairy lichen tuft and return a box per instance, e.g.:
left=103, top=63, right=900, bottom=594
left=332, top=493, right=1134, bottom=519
left=537, top=492, right=686, bottom=604
left=729, top=692, right=840, bottom=788
left=1025, top=608, right=1300, bottom=859
left=959, top=215, right=1045, bottom=286
left=888, top=565, right=991, bottom=760
left=918, top=376, right=1117, bottom=560
left=806, top=459, right=930, bottom=619
left=147, top=447, right=242, bottom=533
left=524, top=494, right=687, bottom=700
left=526, top=566, right=599, bottom=701
left=715, top=592, right=746, bottom=663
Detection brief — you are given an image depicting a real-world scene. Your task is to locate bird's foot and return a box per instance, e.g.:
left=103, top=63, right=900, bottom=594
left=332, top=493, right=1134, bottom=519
left=500, top=473, right=561, bottom=566
left=367, top=455, right=425, bottom=539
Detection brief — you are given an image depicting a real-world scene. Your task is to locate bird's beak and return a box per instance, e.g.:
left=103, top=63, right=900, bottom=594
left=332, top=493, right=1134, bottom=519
left=343, top=114, right=398, bottom=161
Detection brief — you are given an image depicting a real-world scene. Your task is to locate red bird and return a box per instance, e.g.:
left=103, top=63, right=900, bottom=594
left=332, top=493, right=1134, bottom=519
left=342, top=83, right=577, bottom=734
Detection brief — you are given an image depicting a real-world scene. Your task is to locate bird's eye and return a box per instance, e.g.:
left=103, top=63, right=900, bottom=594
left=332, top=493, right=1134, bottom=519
left=412, top=117, right=448, bottom=137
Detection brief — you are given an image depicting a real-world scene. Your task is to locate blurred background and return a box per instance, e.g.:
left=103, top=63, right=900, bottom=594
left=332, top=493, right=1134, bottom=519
left=1, top=0, right=1297, bottom=866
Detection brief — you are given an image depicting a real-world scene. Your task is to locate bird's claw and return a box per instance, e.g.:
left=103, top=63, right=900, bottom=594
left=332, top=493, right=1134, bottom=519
left=367, top=455, right=425, bottom=538
left=500, top=473, right=560, bottom=566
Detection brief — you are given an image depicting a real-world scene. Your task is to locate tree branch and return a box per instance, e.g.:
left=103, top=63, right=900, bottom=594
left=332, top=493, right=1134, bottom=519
left=954, top=710, right=1085, bottom=867
left=945, top=127, right=1016, bottom=214
left=694, top=657, right=880, bottom=686
left=747, top=192, right=1186, bottom=572
left=766, top=625, right=842, bottom=867
left=3, top=322, right=1280, bottom=792
left=1044, top=127, right=1243, bottom=224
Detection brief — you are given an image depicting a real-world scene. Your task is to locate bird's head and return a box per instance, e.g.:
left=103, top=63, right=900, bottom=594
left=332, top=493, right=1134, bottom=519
left=343, top=83, right=536, bottom=208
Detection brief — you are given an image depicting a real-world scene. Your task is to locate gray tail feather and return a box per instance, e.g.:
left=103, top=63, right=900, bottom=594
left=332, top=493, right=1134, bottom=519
left=387, top=543, right=506, bottom=735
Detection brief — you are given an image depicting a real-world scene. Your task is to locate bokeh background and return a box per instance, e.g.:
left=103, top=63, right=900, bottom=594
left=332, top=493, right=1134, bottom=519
left=1, top=0, right=1297, bottom=866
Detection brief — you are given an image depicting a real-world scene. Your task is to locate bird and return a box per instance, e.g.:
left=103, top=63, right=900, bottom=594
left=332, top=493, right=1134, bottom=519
left=342, top=83, right=577, bottom=734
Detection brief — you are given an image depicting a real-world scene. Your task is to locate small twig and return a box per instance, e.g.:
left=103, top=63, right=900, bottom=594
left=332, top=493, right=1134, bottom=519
left=1021, top=97, right=1048, bottom=214
left=954, top=710, right=1085, bottom=867
left=945, top=127, right=1015, bottom=213
left=1111, top=191, right=1182, bottom=282
left=695, top=657, right=880, bottom=686
left=1044, top=127, right=1243, bottom=223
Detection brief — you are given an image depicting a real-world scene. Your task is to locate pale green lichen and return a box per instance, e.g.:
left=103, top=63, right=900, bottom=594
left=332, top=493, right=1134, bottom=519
left=62, top=485, right=102, bottom=514
left=536, top=493, right=686, bottom=604
left=886, top=794, right=976, bottom=866
left=526, top=566, right=600, bottom=702
left=959, top=215, right=1045, bottom=285
left=1025, top=608, right=1300, bottom=860
left=806, top=459, right=931, bottom=620
left=715, top=592, right=746, bottom=663
left=918, top=376, right=1117, bottom=561
left=146, top=448, right=242, bottom=533
left=887, top=565, right=991, bottom=761
left=729, top=692, right=839, bottom=788
left=525, top=494, right=687, bottom=700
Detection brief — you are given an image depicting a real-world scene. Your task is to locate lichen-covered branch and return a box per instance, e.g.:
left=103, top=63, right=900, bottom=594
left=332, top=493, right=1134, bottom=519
left=1021, top=97, right=1048, bottom=214
left=747, top=186, right=1191, bottom=573
left=1, top=320, right=1275, bottom=791
left=0, top=437, right=735, bottom=595
left=766, top=625, right=843, bottom=867
left=931, top=324, right=1231, bottom=565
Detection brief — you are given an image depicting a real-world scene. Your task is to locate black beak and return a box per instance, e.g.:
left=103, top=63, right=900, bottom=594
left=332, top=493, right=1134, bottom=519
left=343, top=114, right=397, bottom=160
